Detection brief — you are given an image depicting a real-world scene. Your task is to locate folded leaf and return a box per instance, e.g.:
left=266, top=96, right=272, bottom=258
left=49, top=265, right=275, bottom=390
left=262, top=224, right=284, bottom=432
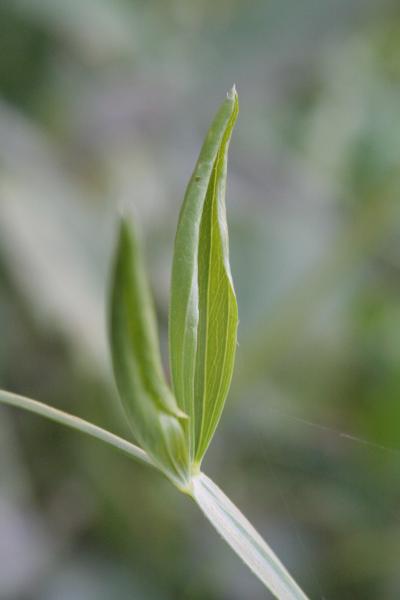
left=169, top=87, right=239, bottom=466
left=109, top=218, right=190, bottom=490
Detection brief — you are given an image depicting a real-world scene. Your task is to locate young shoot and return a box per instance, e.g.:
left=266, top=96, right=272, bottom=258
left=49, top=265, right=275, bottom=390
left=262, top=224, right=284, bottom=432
left=0, top=88, right=308, bottom=600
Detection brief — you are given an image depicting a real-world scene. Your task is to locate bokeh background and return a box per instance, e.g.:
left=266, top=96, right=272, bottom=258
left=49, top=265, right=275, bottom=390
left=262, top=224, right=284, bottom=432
left=0, top=1, right=400, bottom=598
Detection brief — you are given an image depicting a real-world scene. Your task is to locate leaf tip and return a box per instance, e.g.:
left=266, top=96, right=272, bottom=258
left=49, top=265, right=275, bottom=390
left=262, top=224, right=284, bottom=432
left=227, top=84, right=237, bottom=100
left=116, top=203, right=141, bottom=233
left=117, top=199, right=129, bottom=219
left=176, top=407, right=189, bottom=420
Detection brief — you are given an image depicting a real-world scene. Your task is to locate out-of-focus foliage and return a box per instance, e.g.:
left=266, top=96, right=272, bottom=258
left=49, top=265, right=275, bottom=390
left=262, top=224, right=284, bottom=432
left=0, top=1, right=399, bottom=598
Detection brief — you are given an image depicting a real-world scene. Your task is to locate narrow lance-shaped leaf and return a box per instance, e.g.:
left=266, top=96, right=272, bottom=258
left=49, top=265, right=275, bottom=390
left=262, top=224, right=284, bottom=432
left=109, top=218, right=190, bottom=490
left=0, top=390, right=151, bottom=466
left=169, top=87, right=239, bottom=466
left=192, top=473, right=309, bottom=600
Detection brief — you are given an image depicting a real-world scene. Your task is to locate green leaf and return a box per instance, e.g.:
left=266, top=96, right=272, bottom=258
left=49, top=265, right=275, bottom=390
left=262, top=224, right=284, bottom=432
left=109, top=218, right=190, bottom=490
left=0, top=389, right=151, bottom=466
left=192, top=473, right=309, bottom=600
left=0, top=389, right=308, bottom=598
left=169, top=86, right=239, bottom=466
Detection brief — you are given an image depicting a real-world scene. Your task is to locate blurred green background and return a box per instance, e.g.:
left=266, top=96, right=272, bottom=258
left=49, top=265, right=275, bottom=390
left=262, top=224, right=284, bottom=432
left=0, top=1, right=400, bottom=598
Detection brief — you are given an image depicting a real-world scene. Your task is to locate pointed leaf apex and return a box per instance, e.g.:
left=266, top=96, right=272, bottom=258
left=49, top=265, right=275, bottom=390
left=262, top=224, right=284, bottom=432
left=227, top=84, right=237, bottom=100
